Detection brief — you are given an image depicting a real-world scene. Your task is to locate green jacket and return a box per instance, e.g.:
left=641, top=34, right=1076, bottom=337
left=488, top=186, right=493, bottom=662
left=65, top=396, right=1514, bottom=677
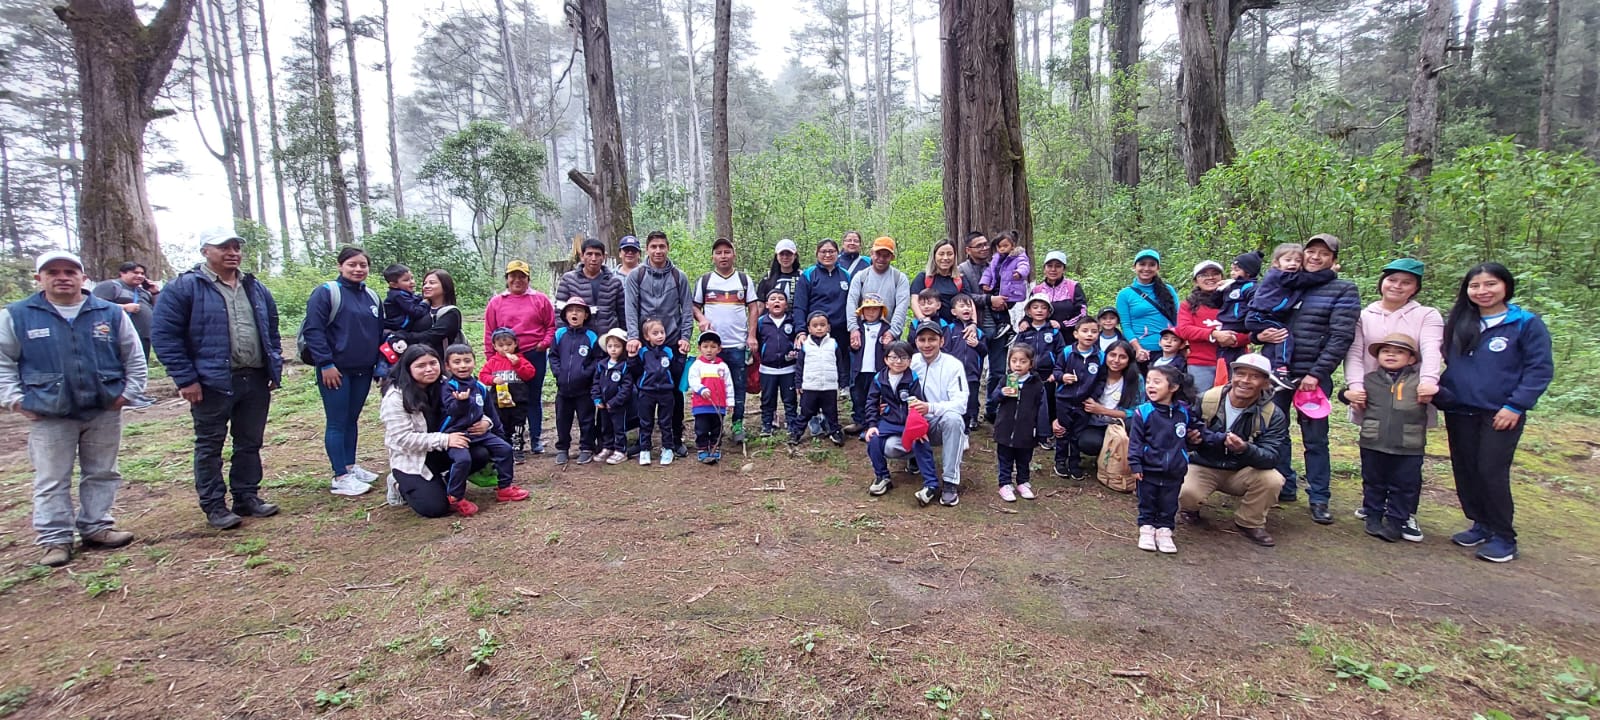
left=1345, top=366, right=1428, bottom=456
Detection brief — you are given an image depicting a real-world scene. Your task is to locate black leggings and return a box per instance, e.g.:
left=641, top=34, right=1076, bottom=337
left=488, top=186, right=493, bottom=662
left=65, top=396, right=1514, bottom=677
left=395, top=447, right=490, bottom=518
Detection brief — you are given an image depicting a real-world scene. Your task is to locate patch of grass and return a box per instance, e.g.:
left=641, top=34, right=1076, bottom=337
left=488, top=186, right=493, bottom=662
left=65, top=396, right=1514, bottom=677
left=265, top=562, right=297, bottom=576
left=736, top=646, right=764, bottom=671
left=761, top=496, right=780, bottom=513
left=466, top=588, right=522, bottom=620
left=829, top=514, right=884, bottom=531
left=313, top=688, right=355, bottom=711
left=0, top=565, right=51, bottom=595
left=230, top=538, right=269, bottom=556
left=141, top=547, right=172, bottom=564
left=923, top=684, right=956, bottom=711
left=78, top=555, right=131, bottom=598
left=823, top=474, right=845, bottom=486
left=243, top=556, right=272, bottom=569
left=0, top=685, right=31, bottom=718
left=465, top=628, right=500, bottom=673
left=544, top=530, right=562, bottom=546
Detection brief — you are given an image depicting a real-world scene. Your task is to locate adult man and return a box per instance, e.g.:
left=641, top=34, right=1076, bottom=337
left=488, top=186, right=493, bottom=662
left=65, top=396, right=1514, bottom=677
left=1253, top=233, right=1360, bottom=525
left=1178, top=353, right=1290, bottom=547
left=0, top=251, right=145, bottom=567
left=906, top=321, right=970, bottom=507
left=838, top=230, right=870, bottom=275
left=558, top=238, right=625, bottom=333
left=92, top=261, right=155, bottom=360
left=624, top=230, right=694, bottom=455
left=843, top=236, right=909, bottom=432
left=692, top=237, right=759, bottom=442
left=153, top=228, right=284, bottom=530
left=955, top=231, right=1012, bottom=425
left=614, top=235, right=643, bottom=280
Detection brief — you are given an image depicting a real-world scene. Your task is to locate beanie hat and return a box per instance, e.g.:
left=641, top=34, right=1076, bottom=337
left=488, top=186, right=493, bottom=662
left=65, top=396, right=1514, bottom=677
left=1233, top=251, right=1264, bottom=279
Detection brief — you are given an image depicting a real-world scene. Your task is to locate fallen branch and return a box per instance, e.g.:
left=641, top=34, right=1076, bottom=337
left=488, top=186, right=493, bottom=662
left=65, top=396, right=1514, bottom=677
left=878, top=623, right=913, bottom=634
left=224, top=627, right=294, bottom=644
left=684, top=583, right=719, bottom=604
left=340, top=581, right=400, bottom=592
left=1110, top=669, right=1149, bottom=678
left=711, top=694, right=771, bottom=712
left=957, top=557, right=977, bottom=586
left=916, top=581, right=942, bottom=590
left=746, top=486, right=787, bottom=492
left=612, top=676, right=637, bottom=720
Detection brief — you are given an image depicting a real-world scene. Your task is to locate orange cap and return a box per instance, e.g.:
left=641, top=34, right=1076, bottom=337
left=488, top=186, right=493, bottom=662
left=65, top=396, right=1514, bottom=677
left=870, top=236, right=897, bottom=257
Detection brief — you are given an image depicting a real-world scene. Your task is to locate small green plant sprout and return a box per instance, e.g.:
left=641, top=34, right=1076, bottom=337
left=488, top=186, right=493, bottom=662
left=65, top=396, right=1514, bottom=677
left=1331, top=655, right=1390, bottom=691
left=465, top=628, right=501, bottom=673
left=1481, top=639, right=1527, bottom=662
left=579, top=712, right=601, bottom=720
left=1389, top=662, right=1436, bottom=688
left=230, top=538, right=268, bottom=556
left=790, top=630, right=820, bottom=654
left=0, top=685, right=32, bottom=718
left=1471, top=712, right=1514, bottom=720
left=924, top=684, right=955, bottom=711
left=78, top=555, right=131, bottom=598
left=427, top=636, right=450, bottom=656
left=1545, top=657, right=1600, bottom=714
left=313, top=689, right=354, bottom=711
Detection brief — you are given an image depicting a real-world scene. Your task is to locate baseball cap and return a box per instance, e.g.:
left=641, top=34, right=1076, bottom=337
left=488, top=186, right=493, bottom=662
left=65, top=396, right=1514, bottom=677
left=556, top=296, right=592, bottom=313
left=1305, top=233, right=1341, bottom=255
left=1192, top=260, right=1224, bottom=278
left=198, top=226, right=246, bottom=247
left=1159, top=326, right=1181, bottom=338
left=491, top=326, right=516, bottom=341
left=618, top=235, right=641, bottom=251
left=712, top=237, right=734, bottom=250
left=1096, top=306, right=1119, bottom=319
left=1381, top=257, right=1425, bottom=279
left=775, top=238, right=797, bottom=255
left=1134, top=248, right=1161, bottom=265
left=1229, top=353, right=1293, bottom=391
left=913, top=320, right=944, bottom=337
left=1293, top=387, right=1332, bottom=419
left=698, top=331, right=723, bottom=346
left=505, top=259, right=532, bottom=276
left=871, top=236, right=897, bottom=257
left=1368, top=332, right=1419, bottom=359
left=34, top=250, right=84, bottom=273
left=1044, top=250, right=1067, bottom=266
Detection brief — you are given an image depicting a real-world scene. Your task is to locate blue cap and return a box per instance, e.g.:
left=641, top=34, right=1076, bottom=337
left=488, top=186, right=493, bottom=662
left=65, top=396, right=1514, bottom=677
left=619, top=235, right=641, bottom=251
left=1134, top=248, right=1161, bottom=265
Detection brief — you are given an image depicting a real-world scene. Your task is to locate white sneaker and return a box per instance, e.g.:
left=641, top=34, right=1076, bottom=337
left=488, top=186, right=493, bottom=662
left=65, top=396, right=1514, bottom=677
left=606, top=452, right=625, bottom=465
left=1155, top=527, right=1177, bottom=554
left=660, top=449, right=675, bottom=466
left=385, top=474, right=404, bottom=506
left=347, top=465, right=380, bottom=483
left=639, top=451, right=652, bottom=466
left=1138, top=525, right=1157, bottom=552
left=593, top=449, right=613, bottom=463
left=331, top=474, right=372, bottom=496
left=1016, top=482, right=1036, bottom=500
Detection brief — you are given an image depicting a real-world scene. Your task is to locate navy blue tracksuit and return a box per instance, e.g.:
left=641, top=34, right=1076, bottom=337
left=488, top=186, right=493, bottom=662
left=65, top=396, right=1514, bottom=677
left=437, top=377, right=514, bottom=498
left=863, top=370, right=939, bottom=490
left=593, top=358, right=634, bottom=453
left=550, top=326, right=600, bottom=452
left=1216, top=278, right=1256, bottom=363
left=989, top=372, right=1051, bottom=488
left=1053, top=345, right=1106, bottom=472
left=942, top=318, right=985, bottom=423
left=756, top=313, right=799, bottom=432
left=1128, top=400, right=1207, bottom=530
left=632, top=343, right=680, bottom=452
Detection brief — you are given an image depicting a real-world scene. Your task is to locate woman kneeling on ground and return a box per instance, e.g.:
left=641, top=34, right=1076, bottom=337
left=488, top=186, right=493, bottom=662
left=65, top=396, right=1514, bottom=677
left=381, top=345, right=514, bottom=518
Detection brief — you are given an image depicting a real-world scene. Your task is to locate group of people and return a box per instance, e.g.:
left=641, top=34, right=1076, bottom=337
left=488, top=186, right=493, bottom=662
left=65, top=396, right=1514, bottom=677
left=1, top=227, right=1552, bottom=568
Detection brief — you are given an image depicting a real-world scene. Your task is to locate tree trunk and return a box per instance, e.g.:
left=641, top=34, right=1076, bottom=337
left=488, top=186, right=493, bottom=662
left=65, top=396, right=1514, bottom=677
left=380, top=0, right=405, bottom=218
left=1580, top=1, right=1600, bottom=153
left=1176, top=0, right=1277, bottom=186
left=872, top=0, right=890, bottom=204
left=712, top=0, right=733, bottom=241
left=0, top=131, right=20, bottom=255
left=493, top=0, right=527, bottom=128
left=1108, top=0, right=1142, bottom=187
left=1252, top=8, right=1267, bottom=103
left=257, top=0, right=292, bottom=257
left=1069, top=0, right=1090, bottom=110
left=339, top=0, right=372, bottom=235
left=565, top=0, right=634, bottom=253
left=908, top=0, right=922, bottom=109
left=1463, top=0, right=1482, bottom=72
left=684, top=0, right=707, bottom=230
left=234, top=0, right=269, bottom=229
left=1391, top=0, right=1451, bottom=245
left=310, top=0, right=353, bottom=248
left=193, top=0, right=248, bottom=221
left=53, top=0, right=196, bottom=279
left=940, top=0, right=1032, bottom=253
left=213, top=0, right=251, bottom=223
left=1537, top=0, right=1561, bottom=150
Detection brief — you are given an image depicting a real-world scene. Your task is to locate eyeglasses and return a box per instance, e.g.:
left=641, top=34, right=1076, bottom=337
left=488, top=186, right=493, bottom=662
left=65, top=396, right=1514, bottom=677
left=817, top=248, right=838, bottom=255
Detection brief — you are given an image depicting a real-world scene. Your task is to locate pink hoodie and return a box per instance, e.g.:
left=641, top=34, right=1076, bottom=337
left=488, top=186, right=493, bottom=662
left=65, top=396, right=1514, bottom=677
left=1344, top=299, right=1444, bottom=392
left=483, top=290, right=556, bottom=354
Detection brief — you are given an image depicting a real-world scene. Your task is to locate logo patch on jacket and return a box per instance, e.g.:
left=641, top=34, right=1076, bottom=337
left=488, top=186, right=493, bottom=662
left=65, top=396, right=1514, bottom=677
left=839, top=281, right=848, bottom=291
left=370, top=306, right=379, bottom=317
left=611, top=371, right=621, bottom=382
left=1174, top=422, right=1187, bottom=437
left=92, top=322, right=112, bottom=341
left=660, top=356, right=670, bottom=367
left=1087, top=363, right=1099, bottom=374
left=26, top=328, right=49, bottom=339
left=782, top=323, right=792, bottom=335
left=579, top=345, right=590, bottom=356
left=1488, top=337, right=1508, bottom=352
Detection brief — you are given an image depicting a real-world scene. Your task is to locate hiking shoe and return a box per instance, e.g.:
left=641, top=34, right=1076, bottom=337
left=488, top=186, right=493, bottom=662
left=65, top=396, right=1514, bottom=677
left=999, top=484, right=1017, bottom=503
left=386, top=476, right=405, bottom=506
left=1138, top=525, right=1157, bottom=552
left=1475, top=536, right=1518, bottom=563
left=914, top=486, right=937, bottom=507
left=605, top=451, right=625, bottom=465
left=841, top=422, right=862, bottom=435
left=206, top=507, right=243, bottom=530
left=660, top=449, right=675, bottom=466
left=555, top=450, right=570, bottom=465
left=1053, top=461, right=1071, bottom=478
left=347, top=465, right=380, bottom=484
left=1380, top=515, right=1406, bottom=543
left=939, top=486, right=960, bottom=507
left=331, top=474, right=371, bottom=496
left=513, top=447, right=528, bottom=463
left=450, top=498, right=479, bottom=517
left=1401, top=515, right=1424, bottom=543
left=1365, top=515, right=1395, bottom=542
left=82, top=528, right=135, bottom=549
left=1016, top=482, right=1036, bottom=500
left=233, top=496, right=280, bottom=518
left=1235, top=523, right=1276, bottom=547
left=1277, top=489, right=1298, bottom=503
left=530, top=441, right=547, bottom=455
left=495, top=485, right=530, bottom=502
left=638, top=451, right=653, bottom=466
left=966, top=417, right=981, bottom=432
left=697, top=451, right=710, bottom=464
left=710, top=450, right=722, bottom=463
left=732, top=420, right=746, bottom=443
left=828, top=431, right=846, bottom=446
left=577, top=450, right=594, bottom=465
left=1067, top=467, right=1088, bottom=481
left=1451, top=523, right=1491, bottom=547
left=868, top=476, right=892, bottom=496
left=39, top=543, right=72, bottom=567
left=1353, top=506, right=1368, bottom=519
left=1310, top=503, right=1333, bottom=525
left=1155, top=528, right=1177, bottom=554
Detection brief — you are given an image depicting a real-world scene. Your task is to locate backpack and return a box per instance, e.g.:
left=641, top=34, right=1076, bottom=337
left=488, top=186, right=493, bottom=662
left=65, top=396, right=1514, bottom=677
left=697, top=271, right=753, bottom=305
left=1198, top=386, right=1276, bottom=438
left=924, top=273, right=963, bottom=292
left=297, top=281, right=382, bottom=365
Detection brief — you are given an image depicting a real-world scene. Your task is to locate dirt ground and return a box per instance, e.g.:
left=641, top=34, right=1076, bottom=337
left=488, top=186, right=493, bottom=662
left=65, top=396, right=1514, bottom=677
left=0, top=363, right=1597, bottom=719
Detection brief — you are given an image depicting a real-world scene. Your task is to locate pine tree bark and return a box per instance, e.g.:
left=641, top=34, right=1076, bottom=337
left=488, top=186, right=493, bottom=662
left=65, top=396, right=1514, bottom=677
left=565, top=0, right=634, bottom=252
left=234, top=0, right=269, bottom=229
left=1068, top=0, right=1090, bottom=110
left=941, top=0, right=1032, bottom=253
left=339, top=0, right=372, bottom=235
left=1537, top=0, right=1561, bottom=150
left=212, top=0, right=251, bottom=222
left=872, top=0, right=890, bottom=204
left=380, top=0, right=405, bottom=218
left=0, top=131, right=20, bottom=255
left=908, top=0, right=922, bottom=109
left=712, top=0, right=733, bottom=241
left=1108, top=0, right=1142, bottom=187
left=684, top=0, right=707, bottom=230
left=1580, top=0, right=1600, bottom=153
left=1252, top=8, right=1267, bottom=104
left=1391, top=0, right=1451, bottom=245
left=193, top=0, right=248, bottom=222
left=1463, top=0, right=1482, bottom=72
left=1176, top=0, right=1278, bottom=186
left=258, top=0, right=292, bottom=256
left=53, top=0, right=196, bottom=279
left=310, top=0, right=354, bottom=247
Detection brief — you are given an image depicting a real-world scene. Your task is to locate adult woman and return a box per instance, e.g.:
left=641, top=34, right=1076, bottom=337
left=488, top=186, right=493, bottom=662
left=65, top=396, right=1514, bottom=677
left=1076, top=340, right=1144, bottom=457
left=1175, top=260, right=1243, bottom=390
left=301, top=246, right=384, bottom=496
left=389, top=269, right=466, bottom=356
left=1343, top=258, right=1443, bottom=406
left=793, top=238, right=853, bottom=382
left=379, top=346, right=492, bottom=517
left=1436, top=263, right=1553, bottom=563
left=910, top=239, right=963, bottom=323
left=756, top=238, right=803, bottom=309
left=483, top=260, right=555, bottom=455
left=1029, top=250, right=1088, bottom=327
left=1114, top=249, right=1181, bottom=364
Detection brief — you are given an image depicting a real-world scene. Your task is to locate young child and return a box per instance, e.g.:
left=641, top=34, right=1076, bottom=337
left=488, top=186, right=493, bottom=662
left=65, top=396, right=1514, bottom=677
left=980, top=230, right=1033, bottom=312
left=1215, top=251, right=1262, bottom=365
left=1340, top=333, right=1439, bottom=543
left=991, top=345, right=1051, bottom=502
left=792, top=311, right=845, bottom=447
left=1053, top=317, right=1106, bottom=479
left=550, top=298, right=601, bottom=465
left=381, top=264, right=430, bottom=333
left=1152, top=327, right=1188, bottom=373
left=478, top=327, right=537, bottom=461
left=756, top=289, right=799, bottom=437
left=914, top=288, right=944, bottom=327
left=592, top=329, right=634, bottom=465
left=941, top=294, right=986, bottom=428
left=437, top=344, right=528, bottom=515
left=687, top=332, right=735, bottom=463
left=632, top=319, right=680, bottom=466
left=1096, top=307, right=1125, bottom=352
left=1247, top=243, right=1338, bottom=377
left=1016, top=293, right=1064, bottom=447
left=863, top=342, right=941, bottom=502
left=1128, top=365, right=1206, bottom=554
left=848, top=294, right=894, bottom=435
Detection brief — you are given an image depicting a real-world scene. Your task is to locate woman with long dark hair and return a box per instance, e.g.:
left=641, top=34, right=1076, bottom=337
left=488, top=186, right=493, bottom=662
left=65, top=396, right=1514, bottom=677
left=1436, top=262, right=1553, bottom=563
left=302, top=246, right=385, bottom=497
left=389, top=269, right=466, bottom=356
left=1077, top=340, right=1145, bottom=457
left=1114, top=249, right=1181, bottom=364
left=1175, top=260, right=1243, bottom=390
left=380, top=345, right=495, bottom=516
left=756, top=239, right=803, bottom=310
left=910, top=239, right=964, bottom=323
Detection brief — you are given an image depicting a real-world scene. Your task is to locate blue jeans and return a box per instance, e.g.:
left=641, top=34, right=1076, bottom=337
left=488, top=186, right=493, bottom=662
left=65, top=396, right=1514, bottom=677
left=718, top=348, right=748, bottom=424
left=318, top=369, right=373, bottom=476
left=1273, top=378, right=1332, bottom=503
left=29, top=410, right=123, bottom=545
left=519, top=348, right=549, bottom=447
left=1187, top=365, right=1217, bottom=393
left=868, top=432, right=940, bottom=490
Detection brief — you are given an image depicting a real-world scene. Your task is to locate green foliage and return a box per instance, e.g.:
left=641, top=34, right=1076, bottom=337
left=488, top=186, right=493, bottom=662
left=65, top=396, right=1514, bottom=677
left=924, top=684, right=955, bottom=711
left=418, top=120, right=556, bottom=272
left=313, top=688, right=355, bottom=711
left=77, top=555, right=130, bottom=598
left=465, top=628, right=500, bottom=673
left=358, top=215, right=493, bottom=305
left=1331, top=654, right=1391, bottom=692
left=1546, top=658, right=1600, bottom=716
left=0, top=685, right=31, bottom=718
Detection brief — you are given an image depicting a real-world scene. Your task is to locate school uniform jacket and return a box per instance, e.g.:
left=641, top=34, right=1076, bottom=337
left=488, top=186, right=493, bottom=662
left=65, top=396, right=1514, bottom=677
left=631, top=343, right=678, bottom=395
left=1128, top=400, right=1200, bottom=480
left=592, top=358, right=634, bottom=411
left=940, top=318, right=985, bottom=381
left=757, top=314, right=799, bottom=371
left=793, top=263, right=852, bottom=333
left=1013, top=320, right=1064, bottom=377
left=549, top=326, right=600, bottom=397
left=1054, top=345, right=1107, bottom=406
left=1436, top=304, right=1554, bottom=416
left=988, top=371, right=1051, bottom=448
left=863, top=369, right=924, bottom=435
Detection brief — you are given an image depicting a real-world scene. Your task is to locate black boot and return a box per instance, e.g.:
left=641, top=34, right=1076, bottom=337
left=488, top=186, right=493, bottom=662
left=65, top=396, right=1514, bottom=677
left=206, top=505, right=243, bottom=530
left=234, top=496, right=280, bottom=518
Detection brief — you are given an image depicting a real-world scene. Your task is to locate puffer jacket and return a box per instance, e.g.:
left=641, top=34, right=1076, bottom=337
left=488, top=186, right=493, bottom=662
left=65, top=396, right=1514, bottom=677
left=556, top=268, right=625, bottom=333
left=797, top=334, right=839, bottom=391
left=981, top=248, right=1032, bottom=303
left=989, top=371, right=1050, bottom=448
left=151, top=265, right=283, bottom=393
left=1279, top=276, right=1361, bottom=384
left=624, top=261, right=694, bottom=343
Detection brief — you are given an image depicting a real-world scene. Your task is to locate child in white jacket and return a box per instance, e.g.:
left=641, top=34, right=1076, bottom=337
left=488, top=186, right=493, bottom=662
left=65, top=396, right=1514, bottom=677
left=791, top=312, right=845, bottom=447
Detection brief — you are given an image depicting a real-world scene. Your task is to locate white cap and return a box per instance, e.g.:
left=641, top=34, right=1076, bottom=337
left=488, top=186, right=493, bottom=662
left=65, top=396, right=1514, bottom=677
left=1023, top=292, right=1052, bottom=310
left=1230, top=353, right=1293, bottom=390
left=34, top=250, right=84, bottom=273
left=1044, top=250, right=1068, bottom=266
left=775, top=238, right=798, bottom=255
left=198, top=226, right=246, bottom=247
left=1192, top=260, right=1224, bottom=278
left=602, top=328, right=628, bottom=345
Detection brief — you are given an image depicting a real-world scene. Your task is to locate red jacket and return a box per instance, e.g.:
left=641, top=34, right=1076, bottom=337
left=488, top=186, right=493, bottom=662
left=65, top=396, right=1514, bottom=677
left=1175, top=300, right=1232, bottom=371
left=478, top=351, right=538, bottom=386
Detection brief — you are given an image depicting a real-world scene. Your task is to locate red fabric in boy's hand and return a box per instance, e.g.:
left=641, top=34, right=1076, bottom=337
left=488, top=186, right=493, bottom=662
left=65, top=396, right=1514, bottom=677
left=903, top=407, right=930, bottom=445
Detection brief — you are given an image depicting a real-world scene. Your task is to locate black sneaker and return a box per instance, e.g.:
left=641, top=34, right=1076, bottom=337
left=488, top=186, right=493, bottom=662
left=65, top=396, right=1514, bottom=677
left=760, top=426, right=774, bottom=438
left=1380, top=515, right=1405, bottom=543
left=1400, top=516, right=1424, bottom=543
left=828, top=431, right=846, bottom=446
left=555, top=450, right=570, bottom=465
left=234, top=496, right=280, bottom=518
left=513, top=447, right=527, bottom=464
left=1037, top=438, right=1055, bottom=451
left=938, top=485, right=960, bottom=507
left=868, top=476, right=892, bottom=496
left=206, top=507, right=243, bottom=530
left=674, top=443, right=689, bottom=457
left=1053, top=461, right=1071, bottom=478
left=1364, top=515, right=1392, bottom=541
left=1067, top=468, right=1088, bottom=481
left=1310, top=503, right=1334, bottom=525
left=1277, top=489, right=1298, bottom=503
left=906, top=457, right=921, bottom=474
